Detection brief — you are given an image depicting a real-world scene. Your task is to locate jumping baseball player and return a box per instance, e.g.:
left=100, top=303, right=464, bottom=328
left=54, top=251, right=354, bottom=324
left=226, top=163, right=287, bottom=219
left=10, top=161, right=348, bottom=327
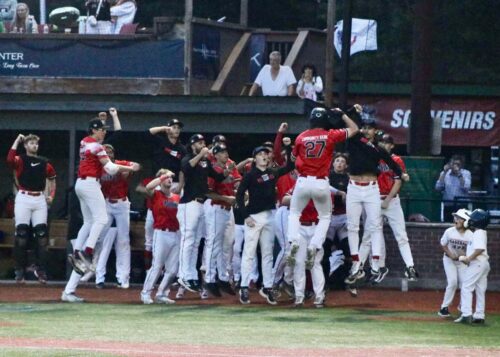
left=283, top=192, right=326, bottom=308
left=140, top=169, right=180, bottom=304
left=437, top=208, right=472, bottom=317
left=235, top=145, right=294, bottom=305
left=62, top=118, right=139, bottom=303
left=176, top=134, right=228, bottom=294
left=455, top=209, right=491, bottom=324
left=343, top=113, right=406, bottom=286
left=7, top=133, right=56, bottom=284
left=287, top=107, right=358, bottom=270
left=204, top=144, right=241, bottom=297
left=95, top=144, right=140, bottom=289
left=357, top=134, right=418, bottom=283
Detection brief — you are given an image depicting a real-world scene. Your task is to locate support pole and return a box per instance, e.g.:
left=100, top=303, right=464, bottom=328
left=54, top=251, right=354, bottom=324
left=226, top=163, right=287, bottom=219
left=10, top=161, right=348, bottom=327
left=339, top=0, right=352, bottom=110
left=324, top=0, right=337, bottom=108
left=240, top=0, right=248, bottom=27
left=184, top=0, right=193, bottom=95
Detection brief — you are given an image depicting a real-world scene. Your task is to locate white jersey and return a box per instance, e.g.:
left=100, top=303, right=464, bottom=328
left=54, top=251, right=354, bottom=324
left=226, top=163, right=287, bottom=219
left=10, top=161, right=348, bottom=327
left=466, top=229, right=489, bottom=262
left=440, top=227, right=472, bottom=257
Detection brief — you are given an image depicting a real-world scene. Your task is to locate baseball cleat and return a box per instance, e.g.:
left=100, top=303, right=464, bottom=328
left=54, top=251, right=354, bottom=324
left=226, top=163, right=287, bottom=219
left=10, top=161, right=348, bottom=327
left=239, top=288, right=250, bottom=304
left=313, top=295, right=325, bottom=308
left=175, top=286, right=185, bottom=299
left=373, top=267, right=389, bottom=284
left=369, top=269, right=381, bottom=283
left=438, top=307, right=451, bottom=317
left=454, top=315, right=472, bottom=324
left=472, top=318, right=485, bottom=324
left=218, top=281, right=236, bottom=296
left=305, top=248, right=317, bottom=270
left=200, top=288, right=209, bottom=299
left=259, top=288, right=278, bottom=305
left=294, top=296, right=304, bottom=307
left=61, top=292, right=84, bottom=303
left=67, top=254, right=87, bottom=275
left=96, top=282, right=105, bottom=289
left=155, top=295, right=176, bottom=304
left=116, top=281, right=130, bottom=289
left=405, top=266, right=419, bottom=282
left=344, top=269, right=365, bottom=285
left=177, top=278, right=197, bottom=293
left=286, top=243, right=300, bottom=268
left=140, top=292, right=154, bottom=305
left=205, top=283, right=222, bottom=297
left=77, top=251, right=95, bottom=273
left=34, top=269, right=48, bottom=284
left=347, top=286, right=358, bottom=298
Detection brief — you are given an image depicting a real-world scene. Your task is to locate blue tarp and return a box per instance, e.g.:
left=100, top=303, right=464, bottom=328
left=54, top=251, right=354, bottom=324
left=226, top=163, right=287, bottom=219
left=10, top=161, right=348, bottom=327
left=0, top=38, right=185, bottom=78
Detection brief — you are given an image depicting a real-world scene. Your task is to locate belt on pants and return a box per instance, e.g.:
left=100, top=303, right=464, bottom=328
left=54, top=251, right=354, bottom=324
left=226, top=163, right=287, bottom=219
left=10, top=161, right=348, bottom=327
left=80, top=176, right=100, bottom=182
left=159, top=228, right=178, bottom=232
left=107, top=197, right=127, bottom=204
left=300, top=220, right=319, bottom=226
left=211, top=202, right=231, bottom=211
left=299, top=175, right=327, bottom=180
left=349, top=180, right=376, bottom=186
left=20, top=190, right=42, bottom=197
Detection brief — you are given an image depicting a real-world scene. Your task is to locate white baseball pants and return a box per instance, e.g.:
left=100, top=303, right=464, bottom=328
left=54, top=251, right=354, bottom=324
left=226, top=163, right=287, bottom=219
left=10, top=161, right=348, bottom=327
left=177, top=200, right=204, bottom=281
left=459, top=260, right=490, bottom=319
left=95, top=200, right=131, bottom=284
left=14, top=192, right=47, bottom=226
left=293, top=224, right=325, bottom=300
left=441, top=255, right=467, bottom=309
left=144, top=209, right=154, bottom=251
left=346, top=182, right=382, bottom=271
left=273, top=206, right=293, bottom=285
left=73, top=178, right=108, bottom=251
left=204, top=203, right=231, bottom=283
left=142, top=229, right=180, bottom=296
left=221, top=212, right=235, bottom=282
left=288, top=176, right=331, bottom=250
left=241, top=210, right=274, bottom=288
left=232, top=224, right=259, bottom=283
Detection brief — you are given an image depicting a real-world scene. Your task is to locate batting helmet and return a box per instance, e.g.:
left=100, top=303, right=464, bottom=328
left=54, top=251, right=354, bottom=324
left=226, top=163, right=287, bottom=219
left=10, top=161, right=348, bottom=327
left=309, top=107, right=329, bottom=128
left=466, top=209, right=490, bottom=230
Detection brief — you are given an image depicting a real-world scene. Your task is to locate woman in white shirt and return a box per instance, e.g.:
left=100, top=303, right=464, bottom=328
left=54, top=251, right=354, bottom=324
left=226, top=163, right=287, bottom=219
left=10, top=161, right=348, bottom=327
left=111, top=0, right=137, bottom=34
left=296, top=64, right=323, bottom=102
left=437, top=208, right=472, bottom=318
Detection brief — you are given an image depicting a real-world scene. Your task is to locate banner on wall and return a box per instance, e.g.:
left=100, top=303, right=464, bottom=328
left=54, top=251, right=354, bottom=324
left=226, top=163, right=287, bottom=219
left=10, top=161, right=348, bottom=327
left=192, top=25, right=220, bottom=80
left=0, top=38, right=184, bottom=78
left=249, top=34, right=266, bottom=82
left=351, top=96, right=500, bottom=147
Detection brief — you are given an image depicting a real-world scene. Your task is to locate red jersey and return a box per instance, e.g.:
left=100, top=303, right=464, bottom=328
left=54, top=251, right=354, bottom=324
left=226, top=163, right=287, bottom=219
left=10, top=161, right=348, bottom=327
left=378, top=154, right=405, bottom=196
left=78, top=136, right=108, bottom=178
left=151, top=190, right=180, bottom=231
left=292, top=128, right=347, bottom=178
left=208, top=163, right=241, bottom=207
left=101, top=160, right=133, bottom=199
left=276, top=171, right=297, bottom=205
left=142, top=177, right=154, bottom=210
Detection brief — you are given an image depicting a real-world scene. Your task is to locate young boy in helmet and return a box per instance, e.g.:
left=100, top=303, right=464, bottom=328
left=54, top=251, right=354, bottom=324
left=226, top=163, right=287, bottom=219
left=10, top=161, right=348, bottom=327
left=454, top=209, right=490, bottom=324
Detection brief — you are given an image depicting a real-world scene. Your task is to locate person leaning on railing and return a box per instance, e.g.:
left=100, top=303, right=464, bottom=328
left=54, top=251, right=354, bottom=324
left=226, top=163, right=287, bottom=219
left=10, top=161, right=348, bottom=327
left=435, top=155, right=471, bottom=222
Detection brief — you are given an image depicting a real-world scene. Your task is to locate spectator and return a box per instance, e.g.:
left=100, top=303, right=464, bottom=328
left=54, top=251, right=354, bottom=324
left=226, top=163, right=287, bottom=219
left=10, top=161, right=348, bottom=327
left=296, top=64, right=323, bottom=102
left=249, top=51, right=296, bottom=97
left=110, top=0, right=137, bottom=34
left=435, top=155, right=471, bottom=222
left=10, top=3, right=38, bottom=34
left=85, top=0, right=112, bottom=35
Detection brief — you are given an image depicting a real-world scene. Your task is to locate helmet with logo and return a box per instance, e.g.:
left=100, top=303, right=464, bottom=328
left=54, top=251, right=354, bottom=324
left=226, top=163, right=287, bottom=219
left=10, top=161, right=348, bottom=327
left=309, top=107, right=329, bottom=128
left=465, top=209, right=490, bottom=230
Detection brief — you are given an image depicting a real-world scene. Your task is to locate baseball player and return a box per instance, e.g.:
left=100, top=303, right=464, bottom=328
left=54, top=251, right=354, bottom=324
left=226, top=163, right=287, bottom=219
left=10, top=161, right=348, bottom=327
left=283, top=191, right=326, bottom=308
left=177, top=134, right=228, bottom=294
left=95, top=143, right=140, bottom=289
left=287, top=107, right=358, bottom=270
left=235, top=145, right=294, bottom=305
left=437, top=208, right=472, bottom=317
left=140, top=169, right=180, bottom=304
left=455, top=209, right=491, bottom=324
left=203, top=144, right=241, bottom=297
left=357, top=134, right=418, bottom=283
left=343, top=113, right=406, bottom=286
left=62, top=118, right=139, bottom=303
left=7, top=133, right=56, bottom=284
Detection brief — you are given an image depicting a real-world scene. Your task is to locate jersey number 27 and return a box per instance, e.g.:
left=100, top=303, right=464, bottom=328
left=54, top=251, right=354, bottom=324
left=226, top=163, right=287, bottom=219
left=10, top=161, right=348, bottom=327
left=304, top=140, right=326, bottom=158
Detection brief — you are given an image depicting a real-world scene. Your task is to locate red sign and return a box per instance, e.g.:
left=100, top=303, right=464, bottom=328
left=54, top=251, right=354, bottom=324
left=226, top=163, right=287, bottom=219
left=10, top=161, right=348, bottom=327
left=350, top=96, right=500, bottom=147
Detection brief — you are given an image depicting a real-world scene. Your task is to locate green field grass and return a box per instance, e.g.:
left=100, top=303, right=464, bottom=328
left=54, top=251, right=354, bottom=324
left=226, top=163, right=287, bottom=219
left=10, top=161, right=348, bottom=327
left=0, top=303, right=499, bottom=353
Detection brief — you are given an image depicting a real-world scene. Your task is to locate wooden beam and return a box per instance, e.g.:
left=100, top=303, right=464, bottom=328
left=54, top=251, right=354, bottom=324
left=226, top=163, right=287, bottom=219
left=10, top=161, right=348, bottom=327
left=211, top=32, right=252, bottom=95
left=284, top=30, right=309, bottom=67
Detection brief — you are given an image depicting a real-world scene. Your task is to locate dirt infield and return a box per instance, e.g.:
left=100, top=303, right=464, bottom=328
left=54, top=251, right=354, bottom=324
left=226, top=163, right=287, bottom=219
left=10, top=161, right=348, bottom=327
left=1, top=283, right=500, bottom=313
